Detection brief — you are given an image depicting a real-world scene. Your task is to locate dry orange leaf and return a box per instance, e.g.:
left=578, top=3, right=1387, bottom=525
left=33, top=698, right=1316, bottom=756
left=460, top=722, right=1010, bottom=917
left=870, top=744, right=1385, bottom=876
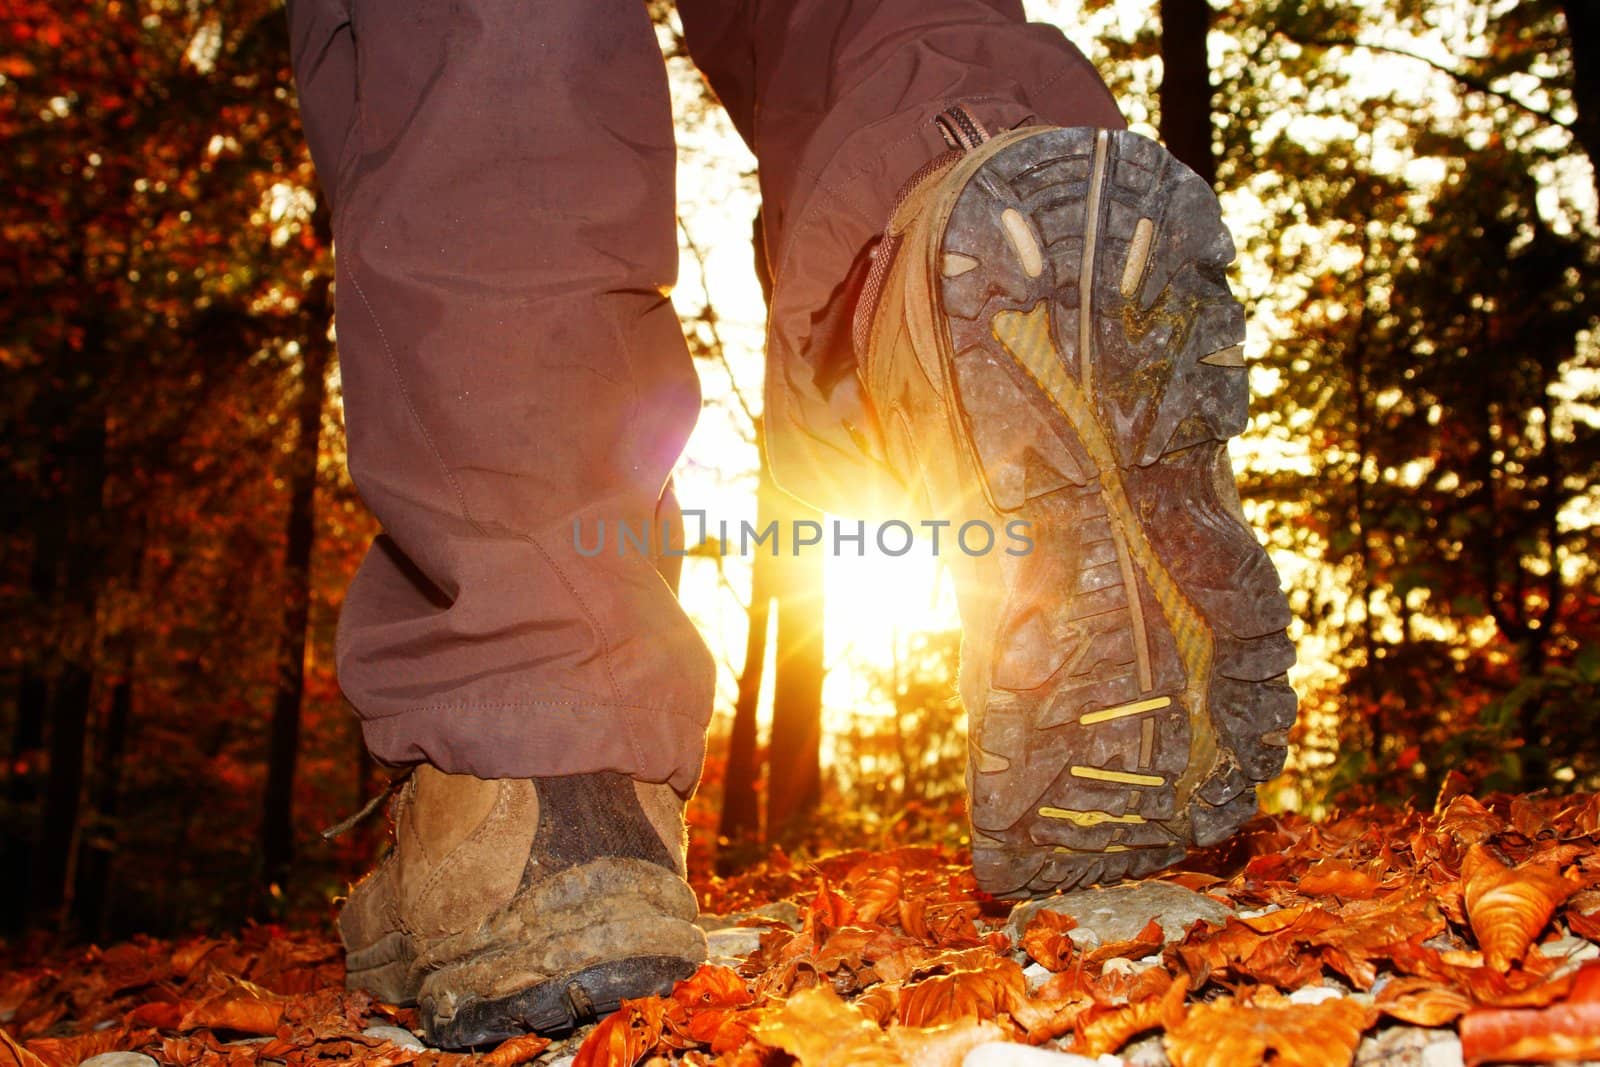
left=898, top=960, right=1019, bottom=1028
left=1077, top=972, right=1188, bottom=1056
left=1298, top=859, right=1382, bottom=901
left=572, top=1001, right=665, bottom=1067
left=175, top=977, right=286, bottom=1035
left=22, top=1027, right=159, bottom=1067
left=1462, top=843, right=1577, bottom=972
left=0, top=1029, right=48, bottom=1067
left=478, top=1032, right=554, bottom=1066
left=751, top=985, right=902, bottom=1067
left=1438, top=795, right=1506, bottom=845
left=1165, top=990, right=1373, bottom=1067
left=1373, top=975, right=1472, bottom=1026
left=847, top=862, right=903, bottom=925
left=1461, top=960, right=1600, bottom=1065
left=1315, top=889, right=1445, bottom=988
left=1020, top=909, right=1078, bottom=971
left=1083, top=919, right=1164, bottom=969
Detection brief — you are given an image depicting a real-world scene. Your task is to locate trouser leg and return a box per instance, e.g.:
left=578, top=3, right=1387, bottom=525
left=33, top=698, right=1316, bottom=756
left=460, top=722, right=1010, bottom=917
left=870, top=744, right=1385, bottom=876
left=679, top=0, right=1125, bottom=514
left=287, top=0, right=712, bottom=793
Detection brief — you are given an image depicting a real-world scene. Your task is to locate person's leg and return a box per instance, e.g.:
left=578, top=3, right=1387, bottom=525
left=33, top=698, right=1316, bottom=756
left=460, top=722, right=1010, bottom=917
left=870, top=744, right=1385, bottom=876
left=294, top=0, right=712, bottom=793
left=682, top=1, right=1297, bottom=896
left=681, top=0, right=1124, bottom=513
left=287, top=0, right=709, bottom=1046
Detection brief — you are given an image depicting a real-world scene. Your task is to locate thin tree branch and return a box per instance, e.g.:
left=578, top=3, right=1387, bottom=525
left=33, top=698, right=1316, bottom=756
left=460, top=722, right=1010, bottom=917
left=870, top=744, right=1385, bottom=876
left=677, top=217, right=760, bottom=429
left=1275, top=29, right=1574, bottom=134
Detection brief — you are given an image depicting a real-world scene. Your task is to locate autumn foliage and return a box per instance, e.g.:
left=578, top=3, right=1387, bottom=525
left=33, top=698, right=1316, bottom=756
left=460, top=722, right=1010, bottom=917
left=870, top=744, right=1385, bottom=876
left=4, top=788, right=1600, bottom=1065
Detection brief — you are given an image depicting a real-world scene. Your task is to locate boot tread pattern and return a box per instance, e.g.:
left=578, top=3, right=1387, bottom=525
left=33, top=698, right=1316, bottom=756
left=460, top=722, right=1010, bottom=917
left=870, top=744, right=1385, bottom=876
left=939, top=128, right=1297, bottom=898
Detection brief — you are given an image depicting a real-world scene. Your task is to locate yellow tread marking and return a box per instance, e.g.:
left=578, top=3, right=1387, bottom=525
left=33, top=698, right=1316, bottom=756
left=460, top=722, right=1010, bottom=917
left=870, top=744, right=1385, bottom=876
left=1120, top=216, right=1155, bottom=297
left=991, top=302, right=1218, bottom=799
left=1081, top=695, right=1172, bottom=725
left=1140, top=716, right=1156, bottom=769
left=1000, top=208, right=1044, bottom=278
left=1038, top=807, right=1147, bottom=826
left=1055, top=845, right=1131, bottom=854
left=942, top=251, right=979, bottom=278
left=1071, top=765, right=1166, bottom=787
left=1200, top=343, right=1246, bottom=367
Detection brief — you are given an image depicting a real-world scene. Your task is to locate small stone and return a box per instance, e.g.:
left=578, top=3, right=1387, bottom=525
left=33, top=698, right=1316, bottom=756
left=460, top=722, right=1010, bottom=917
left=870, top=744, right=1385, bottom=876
left=1023, top=961, right=1053, bottom=991
left=706, top=927, right=764, bottom=961
left=964, top=1043, right=1119, bottom=1066
left=696, top=900, right=802, bottom=932
left=546, top=1056, right=577, bottom=1067
left=78, top=1055, right=158, bottom=1067
left=1288, top=984, right=1345, bottom=1005
left=1420, top=1036, right=1464, bottom=1067
left=1006, top=882, right=1233, bottom=948
left=361, top=1024, right=426, bottom=1050
left=1539, top=935, right=1600, bottom=962
left=1355, top=1024, right=1451, bottom=1066
left=1123, top=1032, right=1170, bottom=1067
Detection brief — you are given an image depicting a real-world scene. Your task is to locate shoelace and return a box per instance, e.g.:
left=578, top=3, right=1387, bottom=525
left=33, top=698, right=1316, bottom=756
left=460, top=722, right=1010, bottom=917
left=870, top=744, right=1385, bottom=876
left=320, top=767, right=413, bottom=840
left=849, top=105, right=992, bottom=364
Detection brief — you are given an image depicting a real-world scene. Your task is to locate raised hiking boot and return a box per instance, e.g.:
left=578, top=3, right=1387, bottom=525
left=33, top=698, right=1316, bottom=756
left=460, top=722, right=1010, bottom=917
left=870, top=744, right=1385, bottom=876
left=338, top=765, right=706, bottom=1048
left=855, top=114, right=1297, bottom=897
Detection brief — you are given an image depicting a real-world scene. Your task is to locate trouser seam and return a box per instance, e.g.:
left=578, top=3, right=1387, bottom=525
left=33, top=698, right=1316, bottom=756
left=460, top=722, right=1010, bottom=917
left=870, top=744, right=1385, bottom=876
left=517, top=531, right=625, bottom=705
left=371, top=700, right=706, bottom=718
left=344, top=264, right=626, bottom=709
left=346, top=264, right=478, bottom=529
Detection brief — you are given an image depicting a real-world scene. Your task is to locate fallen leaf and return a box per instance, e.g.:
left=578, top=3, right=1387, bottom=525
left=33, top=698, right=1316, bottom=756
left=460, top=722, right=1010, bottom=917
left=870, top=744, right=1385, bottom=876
left=1463, top=843, right=1577, bottom=972
left=1077, top=972, right=1188, bottom=1056
left=847, top=863, right=902, bottom=925
left=572, top=1001, right=664, bottom=1067
left=1298, top=859, right=1382, bottom=901
left=1461, top=960, right=1600, bottom=1065
left=478, top=1033, right=553, bottom=1065
left=1373, top=976, right=1472, bottom=1026
left=898, top=961, right=1016, bottom=1028
left=176, top=977, right=285, bottom=1035
left=751, top=985, right=902, bottom=1066
left=1020, top=909, right=1077, bottom=972
left=1083, top=919, right=1164, bottom=969
left=1165, top=989, right=1373, bottom=1067
left=0, top=1030, right=48, bottom=1067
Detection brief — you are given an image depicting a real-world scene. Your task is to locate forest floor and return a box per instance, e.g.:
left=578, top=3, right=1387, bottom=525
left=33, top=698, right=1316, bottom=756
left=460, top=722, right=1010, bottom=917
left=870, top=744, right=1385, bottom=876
left=5, top=788, right=1600, bottom=1067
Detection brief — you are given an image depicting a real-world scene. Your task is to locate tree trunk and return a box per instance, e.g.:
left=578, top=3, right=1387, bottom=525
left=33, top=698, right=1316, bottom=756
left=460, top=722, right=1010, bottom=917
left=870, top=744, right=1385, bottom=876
left=259, top=274, right=333, bottom=903
left=765, top=493, right=825, bottom=840
left=27, top=402, right=107, bottom=928
left=1557, top=1, right=1599, bottom=201
left=1159, top=0, right=1216, bottom=186
left=745, top=211, right=825, bottom=844
left=73, top=654, right=133, bottom=939
left=1, top=532, right=59, bottom=932
left=717, top=446, right=771, bottom=871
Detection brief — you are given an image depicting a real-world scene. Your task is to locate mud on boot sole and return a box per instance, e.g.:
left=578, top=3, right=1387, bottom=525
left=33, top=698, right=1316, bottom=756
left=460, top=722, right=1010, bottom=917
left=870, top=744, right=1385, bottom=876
left=936, top=127, right=1297, bottom=897
left=422, top=953, right=698, bottom=1049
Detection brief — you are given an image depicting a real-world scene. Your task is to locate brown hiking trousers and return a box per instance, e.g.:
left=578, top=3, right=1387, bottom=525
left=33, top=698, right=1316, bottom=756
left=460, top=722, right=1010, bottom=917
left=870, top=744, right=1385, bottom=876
left=286, top=0, right=1124, bottom=794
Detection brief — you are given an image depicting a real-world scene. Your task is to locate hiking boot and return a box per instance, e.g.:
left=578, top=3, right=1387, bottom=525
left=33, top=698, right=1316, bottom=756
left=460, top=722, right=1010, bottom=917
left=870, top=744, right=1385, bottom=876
left=855, top=115, right=1297, bottom=897
left=338, top=765, right=706, bottom=1048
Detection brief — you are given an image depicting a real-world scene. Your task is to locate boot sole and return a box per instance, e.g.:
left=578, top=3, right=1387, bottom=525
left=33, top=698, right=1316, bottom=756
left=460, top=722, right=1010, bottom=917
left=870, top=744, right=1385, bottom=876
left=935, top=128, right=1296, bottom=897
left=410, top=858, right=707, bottom=1048
left=422, top=953, right=699, bottom=1049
